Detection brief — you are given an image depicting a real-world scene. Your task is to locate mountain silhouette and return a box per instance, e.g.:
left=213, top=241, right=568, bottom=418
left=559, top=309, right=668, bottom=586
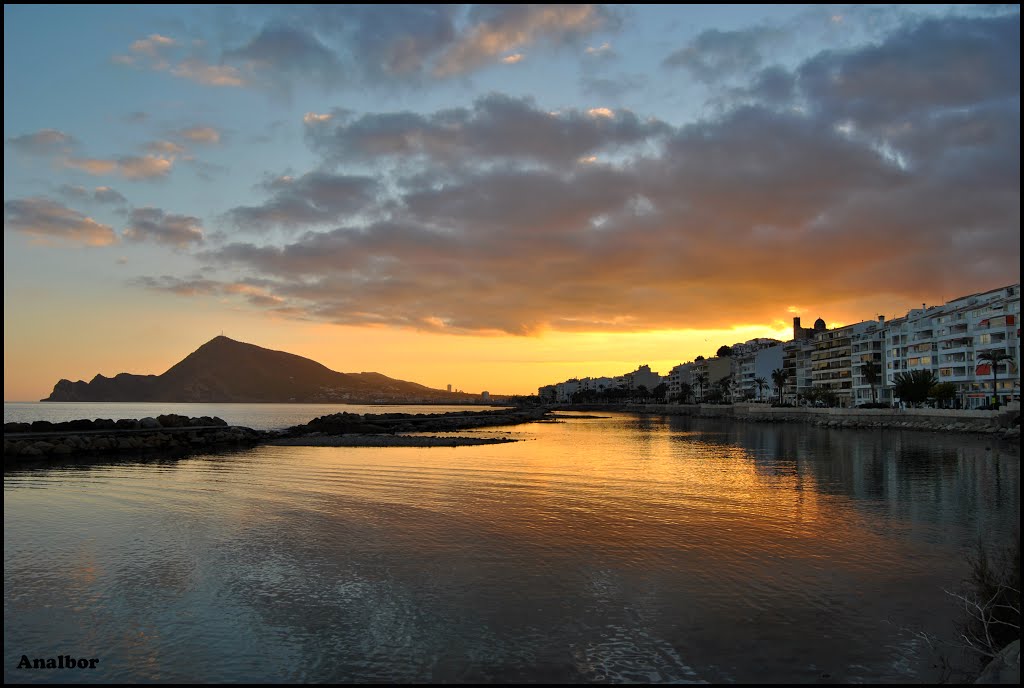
left=43, top=336, right=468, bottom=403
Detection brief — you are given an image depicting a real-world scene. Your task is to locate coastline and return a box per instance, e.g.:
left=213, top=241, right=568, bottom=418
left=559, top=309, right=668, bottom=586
left=560, top=402, right=1022, bottom=440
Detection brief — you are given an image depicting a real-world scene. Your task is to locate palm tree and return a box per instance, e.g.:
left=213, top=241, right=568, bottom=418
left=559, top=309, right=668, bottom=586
left=718, top=374, right=734, bottom=403
left=771, top=368, right=789, bottom=405
left=678, top=382, right=693, bottom=404
left=754, top=376, right=768, bottom=402
left=977, top=349, right=1013, bottom=407
left=694, top=373, right=709, bottom=402
left=861, top=359, right=881, bottom=404
left=892, top=369, right=938, bottom=406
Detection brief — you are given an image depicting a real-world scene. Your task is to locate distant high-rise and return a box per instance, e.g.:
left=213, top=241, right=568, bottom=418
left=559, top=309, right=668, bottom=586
left=447, top=384, right=452, bottom=392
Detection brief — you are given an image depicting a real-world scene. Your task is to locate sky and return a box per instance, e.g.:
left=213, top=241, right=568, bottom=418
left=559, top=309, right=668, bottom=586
left=3, top=4, right=1020, bottom=400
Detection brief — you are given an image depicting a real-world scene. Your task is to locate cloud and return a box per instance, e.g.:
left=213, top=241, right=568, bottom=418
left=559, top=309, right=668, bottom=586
left=501, top=53, right=524, bottom=64
left=6, top=129, right=77, bottom=156
left=134, top=275, right=286, bottom=307
left=58, top=184, right=128, bottom=205
left=146, top=140, right=186, bottom=155
left=177, top=126, right=222, bottom=144
left=64, top=155, right=173, bottom=180
left=130, top=33, right=176, bottom=57
left=170, top=59, right=246, bottom=87
left=434, top=4, right=608, bottom=77
left=94, top=186, right=128, bottom=204
left=305, top=93, right=670, bottom=168
left=584, top=41, right=615, bottom=59
left=146, top=12, right=1021, bottom=335
left=225, top=24, right=343, bottom=89
left=4, top=197, right=117, bottom=246
left=114, top=31, right=247, bottom=87
left=123, top=207, right=204, bottom=247
left=663, top=26, right=786, bottom=83
left=227, top=171, right=380, bottom=231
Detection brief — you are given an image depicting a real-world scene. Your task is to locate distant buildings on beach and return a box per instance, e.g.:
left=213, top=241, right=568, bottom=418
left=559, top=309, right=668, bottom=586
left=539, top=283, right=1021, bottom=409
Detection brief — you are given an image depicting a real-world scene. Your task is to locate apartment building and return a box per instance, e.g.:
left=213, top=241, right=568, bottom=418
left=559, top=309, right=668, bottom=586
left=886, top=284, right=1020, bottom=407
left=782, top=316, right=825, bottom=403
left=730, top=340, right=783, bottom=401
left=811, top=320, right=881, bottom=407
left=667, top=362, right=696, bottom=400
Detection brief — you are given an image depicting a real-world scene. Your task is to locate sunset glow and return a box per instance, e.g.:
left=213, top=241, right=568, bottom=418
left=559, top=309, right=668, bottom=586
left=4, top=5, right=1020, bottom=400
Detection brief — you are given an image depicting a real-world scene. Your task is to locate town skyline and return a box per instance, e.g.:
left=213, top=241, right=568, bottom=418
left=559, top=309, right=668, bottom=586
left=4, top=5, right=1020, bottom=400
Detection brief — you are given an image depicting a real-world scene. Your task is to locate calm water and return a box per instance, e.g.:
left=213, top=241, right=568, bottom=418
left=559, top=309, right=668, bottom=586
left=3, top=402, right=509, bottom=431
left=4, top=412, right=1019, bottom=683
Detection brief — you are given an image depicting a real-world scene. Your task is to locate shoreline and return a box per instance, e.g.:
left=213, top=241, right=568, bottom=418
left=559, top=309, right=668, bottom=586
left=558, top=402, right=1021, bottom=440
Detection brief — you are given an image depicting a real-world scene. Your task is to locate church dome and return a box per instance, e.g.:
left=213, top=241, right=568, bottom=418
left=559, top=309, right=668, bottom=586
left=813, top=317, right=826, bottom=330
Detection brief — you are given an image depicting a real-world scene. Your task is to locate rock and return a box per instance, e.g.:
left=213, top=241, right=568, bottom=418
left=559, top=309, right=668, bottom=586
left=115, top=419, right=140, bottom=430
left=51, top=444, right=73, bottom=455
left=4, top=422, right=32, bottom=434
left=30, top=420, right=55, bottom=432
left=139, top=417, right=161, bottom=429
left=157, top=414, right=189, bottom=428
left=976, top=639, right=1020, bottom=684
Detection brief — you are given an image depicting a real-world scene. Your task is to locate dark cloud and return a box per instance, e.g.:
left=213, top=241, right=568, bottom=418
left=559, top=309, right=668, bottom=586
left=312, top=4, right=459, bottom=81
left=225, top=24, right=343, bottom=90
left=4, top=197, right=116, bottom=246
left=663, top=26, right=785, bottom=83
left=207, top=5, right=614, bottom=91
left=6, top=129, right=77, bottom=156
left=123, top=208, right=204, bottom=247
left=305, top=93, right=670, bottom=168
left=94, top=186, right=129, bottom=204
left=227, top=172, right=380, bottom=231
left=150, top=12, right=1020, bottom=335
left=58, top=184, right=128, bottom=205
left=798, top=13, right=1020, bottom=131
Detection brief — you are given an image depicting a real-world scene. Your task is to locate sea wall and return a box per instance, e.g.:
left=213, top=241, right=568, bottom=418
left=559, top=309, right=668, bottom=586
left=562, top=402, right=1021, bottom=438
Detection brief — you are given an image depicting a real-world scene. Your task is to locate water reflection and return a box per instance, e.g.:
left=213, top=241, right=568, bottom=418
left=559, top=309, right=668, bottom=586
left=4, top=413, right=1018, bottom=683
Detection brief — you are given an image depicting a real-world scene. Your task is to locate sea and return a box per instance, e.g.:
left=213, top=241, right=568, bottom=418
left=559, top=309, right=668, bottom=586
left=4, top=402, right=1019, bottom=683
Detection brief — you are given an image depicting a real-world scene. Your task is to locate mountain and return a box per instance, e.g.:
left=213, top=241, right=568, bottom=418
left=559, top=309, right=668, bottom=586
left=43, top=336, right=471, bottom=403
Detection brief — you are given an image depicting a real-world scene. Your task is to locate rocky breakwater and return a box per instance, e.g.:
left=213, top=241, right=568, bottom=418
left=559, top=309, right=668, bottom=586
left=272, top=407, right=552, bottom=447
left=4, top=414, right=265, bottom=462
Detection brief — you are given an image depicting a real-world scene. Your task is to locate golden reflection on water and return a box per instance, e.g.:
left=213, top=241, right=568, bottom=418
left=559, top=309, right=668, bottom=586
left=4, top=412, right=1019, bottom=683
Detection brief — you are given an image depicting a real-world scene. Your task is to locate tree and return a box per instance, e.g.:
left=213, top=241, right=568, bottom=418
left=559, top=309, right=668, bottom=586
left=977, top=349, right=1013, bottom=407
left=694, top=373, right=709, bottom=402
left=635, top=384, right=650, bottom=403
left=892, top=369, right=939, bottom=406
left=677, top=382, right=693, bottom=404
left=652, top=382, right=668, bottom=403
left=754, top=376, right=768, bottom=402
left=716, top=345, right=733, bottom=358
left=929, top=382, right=958, bottom=408
left=861, top=359, right=881, bottom=404
left=718, top=374, right=733, bottom=402
left=771, top=368, right=789, bottom=404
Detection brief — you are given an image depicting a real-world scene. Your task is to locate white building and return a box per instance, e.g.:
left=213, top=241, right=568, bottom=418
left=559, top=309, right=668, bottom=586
left=729, top=339, right=783, bottom=401
left=885, top=284, right=1020, bottom=408
left=667, top=362, right=696, bottom=401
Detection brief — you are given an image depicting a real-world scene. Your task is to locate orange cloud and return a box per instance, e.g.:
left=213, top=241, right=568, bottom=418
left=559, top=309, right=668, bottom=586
left=434, top=5, right=604, bottom=76
left=65, top=155, right=173, bottom=180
